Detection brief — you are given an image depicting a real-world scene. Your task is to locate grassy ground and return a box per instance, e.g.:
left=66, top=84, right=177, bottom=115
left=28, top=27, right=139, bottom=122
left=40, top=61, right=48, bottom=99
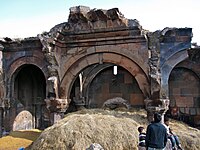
left=0, top=129, right=41, bottom=150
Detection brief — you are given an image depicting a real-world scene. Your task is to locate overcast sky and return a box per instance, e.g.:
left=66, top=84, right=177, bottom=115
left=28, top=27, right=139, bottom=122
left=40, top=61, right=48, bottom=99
left=0, top=0, right=199, bottom=44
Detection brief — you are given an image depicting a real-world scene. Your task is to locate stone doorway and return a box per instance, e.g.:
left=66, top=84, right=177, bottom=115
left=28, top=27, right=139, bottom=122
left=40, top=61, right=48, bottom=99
left=11, top=64, right=46, bottom=130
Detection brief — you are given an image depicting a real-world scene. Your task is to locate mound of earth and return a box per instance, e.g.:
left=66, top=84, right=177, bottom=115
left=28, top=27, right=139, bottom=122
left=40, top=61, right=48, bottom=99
left=27, top=109, right=200, bottom=150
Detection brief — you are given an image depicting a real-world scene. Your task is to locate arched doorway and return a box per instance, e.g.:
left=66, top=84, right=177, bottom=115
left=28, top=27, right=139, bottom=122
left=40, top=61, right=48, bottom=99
left=11, top=64, right=46, bottom=130
left=169, top=67, right=200, bottom=127
left=68, top=64, right=145, bottom=112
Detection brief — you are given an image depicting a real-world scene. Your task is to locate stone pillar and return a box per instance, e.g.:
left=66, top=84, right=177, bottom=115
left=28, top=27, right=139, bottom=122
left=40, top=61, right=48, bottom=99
left=146, top=31, right=170, bottom=122
left=47, top=76, right=58, bottom=98
left=45, top=97, right=69, bottom=125
left=73, top=73, right=86, bottom=109
left=50, top=112, right=64, bottom=124
left=145, top=98, right=169, bottom=123
left=33, top=103, right=44, bottom=129
left=2, top=98, right=10, bottom=132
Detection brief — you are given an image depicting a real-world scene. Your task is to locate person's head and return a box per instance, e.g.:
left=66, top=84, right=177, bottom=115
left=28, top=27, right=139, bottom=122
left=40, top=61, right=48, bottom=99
left=164, top=116, right=170, bottom=126
left=138, top=126, right=145, bottom=133
left=153, top=112, right=162, bottom=123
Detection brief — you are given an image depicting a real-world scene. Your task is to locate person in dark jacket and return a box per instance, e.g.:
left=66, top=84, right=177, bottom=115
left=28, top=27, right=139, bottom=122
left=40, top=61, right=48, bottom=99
left=145, top=112, right=168, bottom=150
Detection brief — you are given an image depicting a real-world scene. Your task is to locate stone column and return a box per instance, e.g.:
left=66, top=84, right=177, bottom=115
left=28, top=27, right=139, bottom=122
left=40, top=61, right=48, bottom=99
left=45, top=97, right=69, bottom=125
left=145, top=98, right=169, bottom=123
left=2, top=98, right=10, bottom=132
left=145, top=31, right=170, bottom=122
left=73, top=73, right=86, bottom=110
left=33, top=102, right=44, bottom=129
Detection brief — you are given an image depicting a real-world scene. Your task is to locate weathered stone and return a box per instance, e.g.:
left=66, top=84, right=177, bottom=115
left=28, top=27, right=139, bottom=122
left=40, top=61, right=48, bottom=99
left=70, top=6, right=90, bottom=14
left=13, top=110, right=34, bottom=131
left=106, top=8, right=121, bottom=20
left=45, top=98, right=69, bottom=113
left=86, top=143, right=104, bottom=150
left=87, top=10, right=98, bottom=22
left=102, top=97, right=131, bottom=110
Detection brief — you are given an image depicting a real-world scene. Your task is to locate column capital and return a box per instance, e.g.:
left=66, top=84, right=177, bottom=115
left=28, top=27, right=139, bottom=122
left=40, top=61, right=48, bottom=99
left=144, top=98, right=170, bottom=122
left=45, top=97, right=70, bottom=113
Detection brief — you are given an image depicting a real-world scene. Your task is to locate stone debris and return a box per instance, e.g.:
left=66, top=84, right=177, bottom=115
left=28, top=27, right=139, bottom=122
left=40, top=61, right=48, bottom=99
left=102, top=97, right=131, bottom=110
left=86, top=143, right=104, bottom=150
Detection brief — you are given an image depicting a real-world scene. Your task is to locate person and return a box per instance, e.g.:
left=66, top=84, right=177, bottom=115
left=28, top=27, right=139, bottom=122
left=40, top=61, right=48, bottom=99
left=163, top=116, right=183, bottom=150
left=138, top=126, right=146, bottom=150
left=145, top=112, right=168, bottom=150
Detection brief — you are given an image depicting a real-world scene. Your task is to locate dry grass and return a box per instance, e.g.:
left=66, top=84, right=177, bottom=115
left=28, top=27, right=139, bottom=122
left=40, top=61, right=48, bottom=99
left=0, top=129, right=41, bottom=150
left=170, top=120, right=200, bottom=150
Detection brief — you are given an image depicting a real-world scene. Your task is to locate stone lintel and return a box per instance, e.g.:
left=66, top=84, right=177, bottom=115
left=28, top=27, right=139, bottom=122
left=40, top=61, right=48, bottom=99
left=62, top=26, right=141, bottom=35
left=54, top=35, right=146, bottom=48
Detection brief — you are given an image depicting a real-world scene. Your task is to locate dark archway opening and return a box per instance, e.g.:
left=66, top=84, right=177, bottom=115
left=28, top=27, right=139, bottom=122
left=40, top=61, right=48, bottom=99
left=12, top=64, right=46, bottom=130
left=67, top=76, right=80, bottom=113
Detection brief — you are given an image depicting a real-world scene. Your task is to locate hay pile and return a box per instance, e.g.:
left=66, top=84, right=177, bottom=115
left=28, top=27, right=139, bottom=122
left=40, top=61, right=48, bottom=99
left=4, top=108, right=199, bottom=150
left=27, top=109, right=147, bottom=150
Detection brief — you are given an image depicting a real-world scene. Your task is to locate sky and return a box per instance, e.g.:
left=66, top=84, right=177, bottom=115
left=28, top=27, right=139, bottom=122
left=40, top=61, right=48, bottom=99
left=0, top=0, right=200, bottom=44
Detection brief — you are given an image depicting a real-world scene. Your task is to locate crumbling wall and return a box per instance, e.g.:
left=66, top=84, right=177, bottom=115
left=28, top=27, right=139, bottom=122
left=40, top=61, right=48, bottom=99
left=66, top=6, right=140, bottom=31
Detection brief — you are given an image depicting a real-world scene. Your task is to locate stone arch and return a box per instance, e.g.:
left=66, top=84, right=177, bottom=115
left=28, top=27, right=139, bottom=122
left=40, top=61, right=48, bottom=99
left=6, top=56, right=48, bottom=99
left=7, top=56, right=48, bottom=81
left=175, top=60, right=200, bottom=79
left=82, top=63, right=113, bottom=99
left=161, top=50, right=188, bottom=98
left=60, top=52, right=150, bottom=100
left=60, top=45, right=148, bottom=81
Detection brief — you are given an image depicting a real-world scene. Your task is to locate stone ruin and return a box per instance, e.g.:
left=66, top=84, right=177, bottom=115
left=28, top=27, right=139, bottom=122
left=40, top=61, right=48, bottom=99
left=0, top=5, right=199, bottom=135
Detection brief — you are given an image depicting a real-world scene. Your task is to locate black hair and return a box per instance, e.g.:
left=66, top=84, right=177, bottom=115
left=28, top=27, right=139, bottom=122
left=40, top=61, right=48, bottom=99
left=164, top=116, right=169, bottom=122
left=154, top=112, right=162, bottom=123
left=138, top=126, right=144, bottom=133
